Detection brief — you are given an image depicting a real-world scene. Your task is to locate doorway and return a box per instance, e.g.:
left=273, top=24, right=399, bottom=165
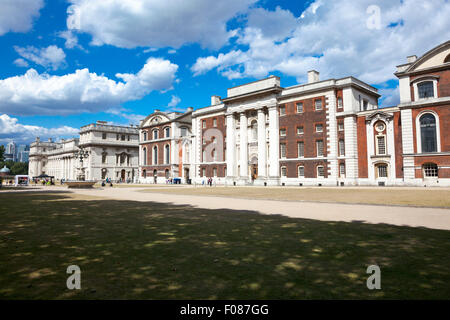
left=121, top=169, right=125, bottom=181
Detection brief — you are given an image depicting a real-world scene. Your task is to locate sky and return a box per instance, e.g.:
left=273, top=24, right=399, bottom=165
left=0, top=0, right=449, bottom=145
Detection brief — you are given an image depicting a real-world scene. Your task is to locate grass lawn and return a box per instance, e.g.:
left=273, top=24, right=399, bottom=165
left=0, top=191, right=449, bottom=299
left=140, top=186, right=450, bottom=208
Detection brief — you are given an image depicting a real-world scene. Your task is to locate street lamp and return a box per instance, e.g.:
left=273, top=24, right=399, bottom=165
left=74, top=148, right=90, bottom=181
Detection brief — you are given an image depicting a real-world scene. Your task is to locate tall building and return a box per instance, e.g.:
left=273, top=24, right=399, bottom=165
left=138, top=41, right=450, bottom=186
left=6, top=141, right=17, bottom=162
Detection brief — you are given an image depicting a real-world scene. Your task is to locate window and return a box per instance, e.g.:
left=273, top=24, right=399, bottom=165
left=153, top=130, right=158, bottom=140
left=418, top=81, right=434, bottom=99
left=165, top=169, right=170, bottom=179
left=297, top=126, right=304, bottom=135
left=423, top=163, right=438, bottom=177
left=165, top=127, right=170, bottom=138
left=280, top=144, right=286, bottom=158
left=280, top=128, right=286, bottom=136
left=338, top=123, right=344, bottom=131
left=296, top=102, right=303, bottom=113
left=165, top=145, right=170, bottom=164
left=298, top=142, right=304, bottom=157
left=337, top=97, right=343, bottom=109
left=298, top=166, right=304, bottom=177
left=339, top=139, right=345, bottom=156
left=202, top=150, right=206, bottom=162
left=202, top=120, right=206, bottom=129
left=377, top=164, right=388, bottom=178
left=213, top=168, right=217, bottom=177
left=317, top=166, right=325, bottom=177
left=362, top=100, right=368, bottom=111
left=127, top=135, right=130, bottom=141
left=279, top=106, right=286, bottom=116
left=377, top=136, right=386, bottom=155
left=102, top=152, right=107, bottom=164
left=143, top=169, right=146, bottom=178
left=315, top=124, right=323, bottom=132
left=213, top=118, right=217, bottom=127
left=339, top=163, right=345, bottom=176
left=180, top=127, right=188, bottom=137
left=420, top=114, right=437, bottom=153
left=212, top=149, right=217, bottom=161
left=224, top=167, right=227, bottom=177
left=281, top=166, right=287, bottom=177
left=116, top=134, right=119, bottom=140
left=153, top=146, right=158, bottom=164
left=143, top=131, right=147, bottom=141
left=251, top=121, right=258, bottom=140
left=202, top=168, right=206, bottom=177
left=315, top=99, right=323, bottom=111
left=445, top=54, right=450, bottom=63
left=143, top=148, right=147, bottom=165
left=121, top=135, right=125, bottom=141
left=102, top=133, right=107, bottom=139
left=316, top=140, right=324, bottom=157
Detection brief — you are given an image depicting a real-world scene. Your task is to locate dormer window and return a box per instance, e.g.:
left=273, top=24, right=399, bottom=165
left=418, top=81, right=435, bottom=99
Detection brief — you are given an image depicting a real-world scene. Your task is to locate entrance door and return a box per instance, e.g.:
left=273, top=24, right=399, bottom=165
left=251, top=164, right=258, bottom=181
left=121, top=169, right=126, bottom=181
left=184, top=168, right=190, bottom=180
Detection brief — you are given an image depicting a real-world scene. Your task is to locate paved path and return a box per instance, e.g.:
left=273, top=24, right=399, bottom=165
left=55, top=187, right=450, bottom=231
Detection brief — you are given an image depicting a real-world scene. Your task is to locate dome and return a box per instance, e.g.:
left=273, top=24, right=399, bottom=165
left=0, top=166, right=11, bottom=173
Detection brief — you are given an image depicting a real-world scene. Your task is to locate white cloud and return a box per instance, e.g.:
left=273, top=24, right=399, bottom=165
left=0, top=114, right=78, bottom=144
left=58, top=30, right=86, bottom=51
left=14, top=45, right=67, bottom=71
left=0, top=0, right=44, bottom=36
left=0, top=57, right=179, bottom=116
left=192, top=0, right=450, bottom=105
left=13, top=58, right=29, bottom=68
left=66, top=0, right=256, bottom=49
left=167, top=95, right=181, bottom=107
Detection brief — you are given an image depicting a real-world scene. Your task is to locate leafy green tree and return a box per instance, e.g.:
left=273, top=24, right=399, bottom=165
left=0, top=145, right=5, bottom=162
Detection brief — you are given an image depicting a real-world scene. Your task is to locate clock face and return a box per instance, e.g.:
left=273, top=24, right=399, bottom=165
left=376, top=122, right=385, bottom=132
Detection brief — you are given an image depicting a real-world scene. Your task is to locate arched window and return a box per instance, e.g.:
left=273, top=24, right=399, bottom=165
left=143, top=148, right=147, bottom=165
left=153, top=146, right=158, bottom=164
left=423, top=163, right=438, bottom=178
left=153, top=130, right=158, bottom=140
left=143, top=169, right=146, bottom=178
left=444, top=54, right=450, bottom=64
left=251, top=120, right=258, bottom=141
left=165, top=144, right=170, bottom=164
left=417, top=81, right=435, bottom=99
left=420, top=114, right=437, bottom=153
left=143, top=131, right=147, bottom=141
left=165, top=127, right=170, bottom=138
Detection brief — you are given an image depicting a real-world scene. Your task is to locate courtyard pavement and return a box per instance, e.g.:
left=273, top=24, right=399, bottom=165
left=26, top=185, right=450, bottom=231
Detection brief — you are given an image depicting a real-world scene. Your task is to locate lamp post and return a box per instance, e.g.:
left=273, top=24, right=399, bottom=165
left=74, top=148, right=90, bottom=181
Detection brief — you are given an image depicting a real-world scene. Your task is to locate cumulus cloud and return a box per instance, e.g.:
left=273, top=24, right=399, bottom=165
left=58, top=30, right=86, bottom=51
left=0, top=0, right=44, bottom=36
left=167, top=95, right=181, bottom=107
left=13, top=58, right=29, bottom=68
left=66, top=0, right=256, bottom=49
left=14, top=45, right=67, bottom=70
left=0, top=57, right=179, bottom=116
left=192, top=0, right=450, bottom=105
left=0, top=114, right=78, bottom=144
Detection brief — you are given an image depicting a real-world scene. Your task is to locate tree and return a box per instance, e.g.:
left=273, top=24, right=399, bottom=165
left=0, top=145, right=5, bottom=162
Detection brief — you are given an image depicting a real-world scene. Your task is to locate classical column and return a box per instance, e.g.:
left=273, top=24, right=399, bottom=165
left=257, top=108, right=267, bottom=178
left=268, top=105, right=280, bottom=178
left=239, top=112, right=248, bottom=179
left=226, top=114, right=236, bottom=178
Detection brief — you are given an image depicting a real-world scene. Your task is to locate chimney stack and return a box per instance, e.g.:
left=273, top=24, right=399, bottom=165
left=308, top=70, right=320, bottom=84
left=211, top=95, right=221, bottom=105
left=407, top=55, right=417, bottom=63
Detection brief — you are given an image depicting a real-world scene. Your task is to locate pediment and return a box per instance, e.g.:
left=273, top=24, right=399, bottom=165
left=407, top=41, right=450, bottom=72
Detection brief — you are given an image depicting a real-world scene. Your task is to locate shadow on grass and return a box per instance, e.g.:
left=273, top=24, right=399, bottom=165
left=0, top=192, right=449, bottom=300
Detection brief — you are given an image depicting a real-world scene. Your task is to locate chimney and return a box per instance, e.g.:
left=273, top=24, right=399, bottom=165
left=308, top=70, right=320, bottom=84
left=407, top=55, right=417, bottom=63
left=187, top=107, right=193, bottom=112
left=211, top=95, right=221, bottom=105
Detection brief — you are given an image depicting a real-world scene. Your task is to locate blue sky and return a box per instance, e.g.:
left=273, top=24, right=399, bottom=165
left=0, top=0, right=449, bottom=144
